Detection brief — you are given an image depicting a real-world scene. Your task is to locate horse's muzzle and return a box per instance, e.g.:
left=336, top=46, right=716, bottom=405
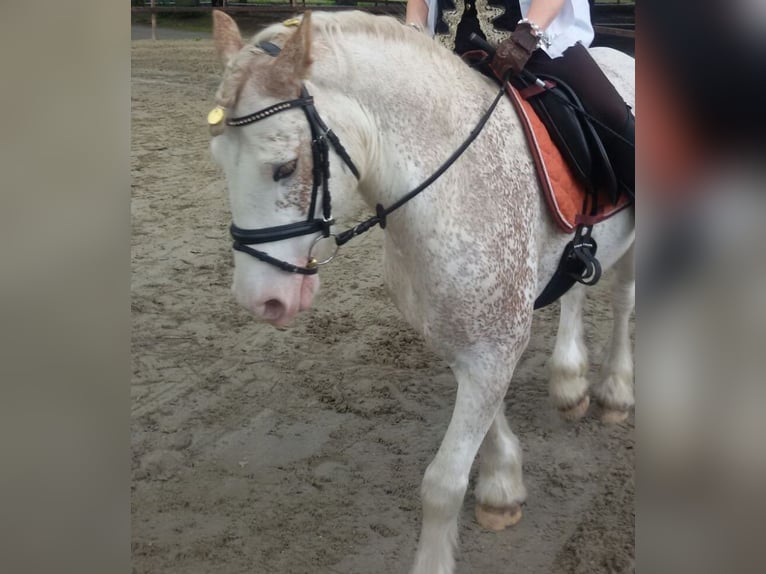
left=232, top=272, right=319, bottom=327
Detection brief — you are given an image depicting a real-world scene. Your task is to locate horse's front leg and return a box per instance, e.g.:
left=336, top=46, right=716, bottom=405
left=474, top=408, right=527, bottom=530
left=411, top=348, right=526, bottom=574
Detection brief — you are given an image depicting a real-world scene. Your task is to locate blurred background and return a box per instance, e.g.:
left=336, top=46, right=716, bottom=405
left=639, top=1, right=766, bottom=572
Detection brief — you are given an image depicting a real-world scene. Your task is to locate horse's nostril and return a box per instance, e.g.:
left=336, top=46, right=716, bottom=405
left=262, top=299, right=286, bottom=321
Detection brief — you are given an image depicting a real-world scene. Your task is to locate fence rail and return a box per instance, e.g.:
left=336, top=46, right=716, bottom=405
left=132, top=5, right=404, bottom=14
left=593, top=25, right=634, bottom=38
left=133, top=3, right=634, bottom=40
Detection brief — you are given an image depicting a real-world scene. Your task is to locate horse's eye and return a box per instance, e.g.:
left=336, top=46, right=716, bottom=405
left=273, top=159, right=298, bottom=181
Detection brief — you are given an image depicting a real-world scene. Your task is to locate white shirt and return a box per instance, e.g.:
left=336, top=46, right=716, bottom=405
left=424, top=0, right=594, bottom=59
left=520, top=0, right=594, bottom=58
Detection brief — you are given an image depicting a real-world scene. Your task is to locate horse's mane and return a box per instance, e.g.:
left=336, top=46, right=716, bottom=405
left=216, top=11, right=460, bottom=107
left=254, top=10, right=443, bottom=57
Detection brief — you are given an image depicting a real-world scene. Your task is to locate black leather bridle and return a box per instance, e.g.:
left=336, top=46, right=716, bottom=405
left=227, top=82, right=360, bottom=275
left=225, top=43, right=360, bottom=275
left=223, top=40, right=507, bottom=276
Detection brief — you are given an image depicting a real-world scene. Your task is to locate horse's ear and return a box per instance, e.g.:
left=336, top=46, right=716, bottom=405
left=274, top=11, right=313, bottom=80
left=213, top=10, right=243, bottom=66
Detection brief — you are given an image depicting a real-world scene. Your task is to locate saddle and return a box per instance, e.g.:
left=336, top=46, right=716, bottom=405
left=462, top=49, right=633, bottom=309
left=507, top=74, right=633, bottom=229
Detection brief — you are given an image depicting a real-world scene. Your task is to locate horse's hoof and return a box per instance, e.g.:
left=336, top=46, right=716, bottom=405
left=600, top=408, right=630, bottom=424
left=475, top=503, right=523, bottom=531
left=558, top=395, right=590, bottom=421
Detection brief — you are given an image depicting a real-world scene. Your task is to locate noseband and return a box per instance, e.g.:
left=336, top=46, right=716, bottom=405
left=224, top=42, right=360, bottom=275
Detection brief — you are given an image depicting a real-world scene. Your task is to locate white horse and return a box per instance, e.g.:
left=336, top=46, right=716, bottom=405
left=209, top=10, right=634, bottom=574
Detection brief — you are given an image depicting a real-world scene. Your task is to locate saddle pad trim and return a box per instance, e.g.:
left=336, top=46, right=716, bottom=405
left=505, top=83, right=631, bottom=233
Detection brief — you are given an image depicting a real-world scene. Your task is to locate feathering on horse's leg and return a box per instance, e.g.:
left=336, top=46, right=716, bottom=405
left=411, top=358, right=519, bottom=574
left=548, top=284, right=591, bottom=420
left=593, top=242, right=635, bottom=423
left=474, top=408, right=527, bottom=531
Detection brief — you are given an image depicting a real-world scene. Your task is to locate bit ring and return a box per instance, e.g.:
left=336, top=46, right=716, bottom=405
left=307, top=234, right=339, bottom=268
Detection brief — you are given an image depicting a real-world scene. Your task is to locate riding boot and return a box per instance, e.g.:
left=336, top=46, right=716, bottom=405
left=526, top=43, right=635, bottom=200
left=608, top=107, right=635, bottom=199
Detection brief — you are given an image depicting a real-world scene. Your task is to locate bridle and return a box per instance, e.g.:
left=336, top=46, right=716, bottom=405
left=219, top=41, right=507, bottom=276
left=227, top=82, right=360, bottom=275
left=222, top=43, right=360, bottom=275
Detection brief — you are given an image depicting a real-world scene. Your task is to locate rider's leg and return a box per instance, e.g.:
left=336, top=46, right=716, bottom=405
left=527, top=43, right=635, bottom=198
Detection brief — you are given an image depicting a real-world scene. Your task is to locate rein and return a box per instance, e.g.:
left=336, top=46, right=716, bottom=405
left=335, top=79, right=508, bottom=246
left=220, top=40, right=509, bottom=275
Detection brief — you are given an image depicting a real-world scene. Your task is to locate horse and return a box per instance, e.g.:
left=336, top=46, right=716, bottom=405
left=209, top=10, right=634, bottom=574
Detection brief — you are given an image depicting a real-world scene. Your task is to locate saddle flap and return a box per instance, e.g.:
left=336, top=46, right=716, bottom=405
left=506, top=82, right=632, bottom=233
left=519, top=78, right=593, bottom=187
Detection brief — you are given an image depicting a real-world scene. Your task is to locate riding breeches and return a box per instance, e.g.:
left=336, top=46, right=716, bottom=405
left=526, top=43, right=635, bottom=197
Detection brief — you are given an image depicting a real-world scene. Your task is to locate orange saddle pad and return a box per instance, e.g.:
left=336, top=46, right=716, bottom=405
left=505, top=83, right=631, bottom=233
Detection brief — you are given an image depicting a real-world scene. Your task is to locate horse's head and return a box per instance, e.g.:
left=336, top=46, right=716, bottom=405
left=210, top=11, right=359, bottom=326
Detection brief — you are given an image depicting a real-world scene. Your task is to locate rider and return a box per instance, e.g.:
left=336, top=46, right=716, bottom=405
left=405, top=0, right=635, bottom=199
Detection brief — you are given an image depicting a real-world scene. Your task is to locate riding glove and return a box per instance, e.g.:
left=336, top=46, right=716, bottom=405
left=493, top=22, right=541, bottom=76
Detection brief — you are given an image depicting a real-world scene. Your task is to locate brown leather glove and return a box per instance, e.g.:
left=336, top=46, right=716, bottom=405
left=493, top=22, right=540, bottom=76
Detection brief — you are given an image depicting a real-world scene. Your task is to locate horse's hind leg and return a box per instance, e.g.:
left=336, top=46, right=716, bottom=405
left=412, top=353, right=522, bottom=574
left=474, top=408, right=526, bottom=530
left=592, top=243, right=635, bottom=423
left=549, top=284, right=591, bottom=420
left=592, top=243, right=635, bottom=422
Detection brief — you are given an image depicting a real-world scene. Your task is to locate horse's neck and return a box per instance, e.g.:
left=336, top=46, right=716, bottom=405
left=311, top=35, right=507, bottom=214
